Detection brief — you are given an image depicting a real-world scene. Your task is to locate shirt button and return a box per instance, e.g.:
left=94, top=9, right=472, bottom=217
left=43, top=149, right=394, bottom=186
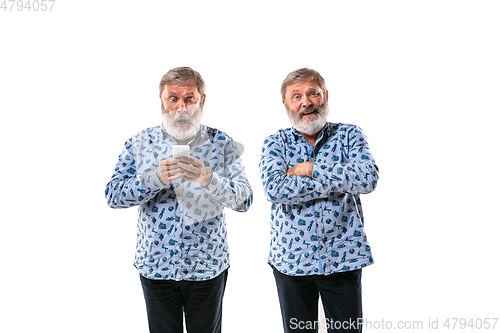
left=317, top=219, right=320, bottom=222
left=176, top=223, right=180, bottom=227
left=176, top=246, right=180, bottom=249
left=319, top=194, right=323, bottom=197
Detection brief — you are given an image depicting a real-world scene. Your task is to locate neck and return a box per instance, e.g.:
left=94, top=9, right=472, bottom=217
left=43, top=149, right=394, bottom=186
left=175, top=138, right=191, bottom=145
left=298, top=131, right=318, bottom=148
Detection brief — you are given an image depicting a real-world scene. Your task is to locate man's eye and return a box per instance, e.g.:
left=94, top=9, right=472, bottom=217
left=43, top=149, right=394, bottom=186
left=169, top=97, right=177, bottom=102
left=293, top=95, right=300, bottom=99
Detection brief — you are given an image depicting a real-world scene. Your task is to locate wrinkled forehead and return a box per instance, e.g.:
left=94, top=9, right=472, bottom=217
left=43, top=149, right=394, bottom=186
left=162, top=83, right=200, bottom=97
left=286, top=80, right=323, bottom=96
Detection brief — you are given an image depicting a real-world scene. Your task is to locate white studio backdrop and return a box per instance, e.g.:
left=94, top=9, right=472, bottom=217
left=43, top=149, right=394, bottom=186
left=1, top=1, right=499, bottom=332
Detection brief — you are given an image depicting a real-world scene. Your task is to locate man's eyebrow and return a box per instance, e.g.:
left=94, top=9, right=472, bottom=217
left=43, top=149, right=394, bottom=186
left=307, top=87, right=321, bottom=94
left=167, top=91, right=196, bottom=97
left=177, top=91, right=196, bottom=97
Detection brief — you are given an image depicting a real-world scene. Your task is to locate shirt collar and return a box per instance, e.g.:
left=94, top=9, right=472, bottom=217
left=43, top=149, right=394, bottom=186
left=290, top=122, right=331, bottom=143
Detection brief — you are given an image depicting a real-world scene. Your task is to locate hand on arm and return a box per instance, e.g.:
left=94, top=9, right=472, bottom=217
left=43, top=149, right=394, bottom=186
left=286, top=162, right=314, bottom=178
left=260, top=136, right=326, bottom=204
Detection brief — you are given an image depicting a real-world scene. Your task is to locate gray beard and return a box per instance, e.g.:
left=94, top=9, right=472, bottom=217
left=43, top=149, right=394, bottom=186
left=162, top=105, right=203, bottom=141
left=286, top=102, right=329, bottom=136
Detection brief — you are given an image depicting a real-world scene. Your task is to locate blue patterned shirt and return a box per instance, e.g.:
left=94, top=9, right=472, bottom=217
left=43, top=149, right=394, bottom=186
left=106, top=124, right=253, bottom=281
left=260, top=123, right=379, bottom=276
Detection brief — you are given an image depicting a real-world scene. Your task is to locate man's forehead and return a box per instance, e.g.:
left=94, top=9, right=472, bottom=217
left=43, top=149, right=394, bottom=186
left=163, top=83, right=200, bottom=95
left=287, top=80, right=322, bottom=94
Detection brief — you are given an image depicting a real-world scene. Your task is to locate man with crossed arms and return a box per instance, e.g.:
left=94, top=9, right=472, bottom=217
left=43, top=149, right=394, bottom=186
left=260, top=68, right=379, bottom=333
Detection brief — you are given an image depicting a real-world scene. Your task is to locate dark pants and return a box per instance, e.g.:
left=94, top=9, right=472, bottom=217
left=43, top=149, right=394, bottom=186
left=139, top=269, right=228, bottom=333
left=273, top=267, right=363, bottom=333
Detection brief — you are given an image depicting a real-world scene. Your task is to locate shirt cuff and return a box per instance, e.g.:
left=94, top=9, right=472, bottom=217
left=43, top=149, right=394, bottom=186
left=140, top=169, right=169, bottom=190
left=204, top=172, right=223, bottom=196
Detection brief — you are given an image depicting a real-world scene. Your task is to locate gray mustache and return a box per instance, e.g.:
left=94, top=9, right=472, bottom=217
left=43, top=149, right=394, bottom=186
left=173, top=113, right=191, bottom=122
left=298, top=105, right=319, bottom=116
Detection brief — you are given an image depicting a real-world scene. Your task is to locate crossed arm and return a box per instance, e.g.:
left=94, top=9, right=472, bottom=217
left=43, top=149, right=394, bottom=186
left=286, top=162, right=314, bottom=178
left=260, top=127, right=379, bottom=205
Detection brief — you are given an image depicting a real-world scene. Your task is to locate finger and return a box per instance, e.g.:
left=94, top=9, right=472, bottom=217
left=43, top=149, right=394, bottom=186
left=164, top=169, right=182, bottom=178
left=180, top=156, right=202, bottom=166
left=182, top=172, right=199, bottom=182
left=159, top=158, right=177, bottom=167
left=177, top=165, right=199, bottom=177
left=180, top=170, right=198, bottom=180
left=177, top=162, right=199, bottom=173
left=168, top=173, right=183, bottom=182
left=160, top=165, right=182, bottom=176
left=164, top=165, right=182, bottom=174
left=158, top=170, right=183, bottom=184
left=165, top=158, right=179, bottom=167
left=160, top=161, right=181, bottom=172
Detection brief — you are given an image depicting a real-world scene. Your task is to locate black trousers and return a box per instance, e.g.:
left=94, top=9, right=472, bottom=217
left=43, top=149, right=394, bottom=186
left=273, top=267, right=363, bottom=333
left=139, top=269, right=228, bottom=333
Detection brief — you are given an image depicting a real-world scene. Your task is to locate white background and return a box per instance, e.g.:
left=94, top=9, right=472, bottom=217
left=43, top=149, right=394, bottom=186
left=1, top=1, right=499, bottom=332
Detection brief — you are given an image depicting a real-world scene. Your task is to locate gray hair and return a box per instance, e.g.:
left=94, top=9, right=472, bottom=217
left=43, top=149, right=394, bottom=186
left=159, top=67, right=206, bottom=96
left=280, top=68, right=327, bottom=100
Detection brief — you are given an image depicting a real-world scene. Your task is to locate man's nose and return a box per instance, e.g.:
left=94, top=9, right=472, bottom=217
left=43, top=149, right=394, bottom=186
left=177, top=101, right=187, bottom=113
left=301, top=96, right=312, bottom=107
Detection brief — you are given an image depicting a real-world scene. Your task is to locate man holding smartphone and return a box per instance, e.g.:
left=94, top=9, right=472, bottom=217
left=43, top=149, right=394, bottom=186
left=105, top=67, right=253, bottom=333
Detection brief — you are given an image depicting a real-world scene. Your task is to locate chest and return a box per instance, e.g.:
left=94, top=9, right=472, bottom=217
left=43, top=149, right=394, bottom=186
left=283, top=137, right=349, bottom=166
left=133, top=135, right=225, bottom=175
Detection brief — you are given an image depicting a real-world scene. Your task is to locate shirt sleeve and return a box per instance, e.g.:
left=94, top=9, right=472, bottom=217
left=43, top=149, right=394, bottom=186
left=312, top=125, right=379, bottom=195
left=204, top=139, right=253, bottom=212
left=105, top=138, right=175, bottom=209
left=260, top=133, right=330, bottom=205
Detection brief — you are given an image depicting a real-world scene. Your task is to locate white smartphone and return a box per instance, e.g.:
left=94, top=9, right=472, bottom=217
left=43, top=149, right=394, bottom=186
left=172, top=145, right=190, bottom=159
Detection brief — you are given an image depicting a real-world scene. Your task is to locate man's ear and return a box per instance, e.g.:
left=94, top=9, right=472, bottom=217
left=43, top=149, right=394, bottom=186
left=325, top=90, right=329, bottom=102
left=282, top=99, right=287, bottom=109
left=201, top=94, right=206, bottom=108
